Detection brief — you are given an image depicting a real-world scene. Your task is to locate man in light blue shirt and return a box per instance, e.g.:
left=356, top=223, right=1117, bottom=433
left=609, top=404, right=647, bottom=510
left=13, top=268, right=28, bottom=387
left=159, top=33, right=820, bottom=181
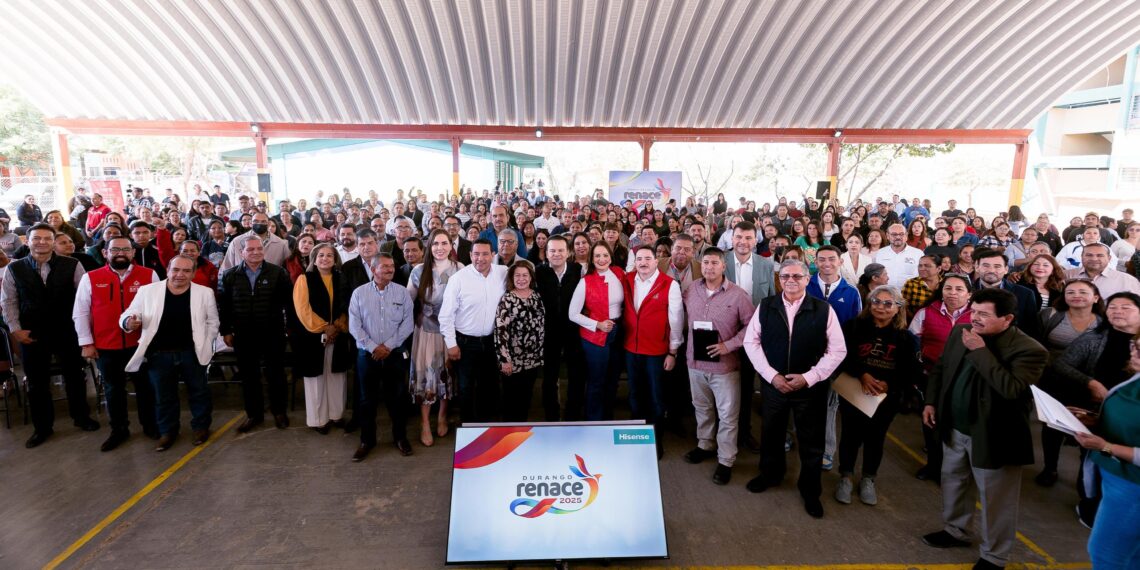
left=348, top=253, right=414, bottom=462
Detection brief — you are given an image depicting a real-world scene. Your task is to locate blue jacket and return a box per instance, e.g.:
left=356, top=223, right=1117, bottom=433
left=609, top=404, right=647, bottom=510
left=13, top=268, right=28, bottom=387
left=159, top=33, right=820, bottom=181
left=806, top=275, right=862, bottom=325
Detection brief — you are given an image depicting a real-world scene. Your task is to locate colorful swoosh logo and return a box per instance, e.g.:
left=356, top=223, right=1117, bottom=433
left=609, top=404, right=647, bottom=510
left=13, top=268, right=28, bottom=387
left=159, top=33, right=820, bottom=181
left=509, top=455, right=602, bottom=518
left=453, top=426, right=533, bottom=469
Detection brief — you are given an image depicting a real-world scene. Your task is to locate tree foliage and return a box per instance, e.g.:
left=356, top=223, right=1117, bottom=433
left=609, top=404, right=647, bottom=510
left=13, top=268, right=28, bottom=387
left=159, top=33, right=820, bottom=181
left=833, top=143, right=955, bottom=204
left=0, top=85, right=51, bottom=169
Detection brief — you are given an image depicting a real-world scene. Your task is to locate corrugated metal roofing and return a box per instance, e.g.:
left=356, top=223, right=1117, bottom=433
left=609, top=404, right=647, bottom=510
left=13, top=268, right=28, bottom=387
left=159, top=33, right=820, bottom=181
left=1, top=0, right=1138, bottom=130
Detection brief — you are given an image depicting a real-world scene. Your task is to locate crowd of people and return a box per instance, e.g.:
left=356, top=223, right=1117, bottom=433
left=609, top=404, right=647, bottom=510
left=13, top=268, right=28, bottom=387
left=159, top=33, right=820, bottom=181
left=3, top=183, right=1138, bottom=569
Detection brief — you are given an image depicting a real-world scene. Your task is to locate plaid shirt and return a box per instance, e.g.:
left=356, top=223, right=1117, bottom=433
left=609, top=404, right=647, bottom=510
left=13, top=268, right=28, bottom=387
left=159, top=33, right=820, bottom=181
left=901, top=276, right=937, bottom=312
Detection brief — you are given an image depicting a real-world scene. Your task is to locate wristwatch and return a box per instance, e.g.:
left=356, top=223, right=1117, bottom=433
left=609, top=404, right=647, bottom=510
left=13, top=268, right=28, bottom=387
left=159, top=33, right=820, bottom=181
left=1101, top=443, right=1113, bottom=456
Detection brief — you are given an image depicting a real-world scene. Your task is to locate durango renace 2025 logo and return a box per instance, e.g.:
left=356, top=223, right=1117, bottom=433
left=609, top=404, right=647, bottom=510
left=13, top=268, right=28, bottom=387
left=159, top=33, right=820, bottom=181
left=452, top=427, right=602, bottom=519
left=510, top=455, right=602, bottom=518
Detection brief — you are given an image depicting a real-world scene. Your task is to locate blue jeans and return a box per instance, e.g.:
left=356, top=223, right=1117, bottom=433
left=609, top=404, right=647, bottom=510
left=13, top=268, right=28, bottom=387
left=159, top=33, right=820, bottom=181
left=626, top=353, right=666, bottom=425
left=1089, top=470, right=1140, bottom=568
left=147, top=350, right=212, bottom=436
left=581, top=326, right=621, bottom=421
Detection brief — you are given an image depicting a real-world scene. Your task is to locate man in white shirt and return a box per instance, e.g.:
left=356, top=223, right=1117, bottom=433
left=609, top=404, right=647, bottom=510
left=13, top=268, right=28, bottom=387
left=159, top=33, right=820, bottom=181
left=623, top=246, right=684, bottom=459
left=1064, top=242, right=1140, bottom=298
left=439, top=239, right=508, bottom=423
left=875, top=223, right=924, bottom=289
left=335, top=223, right=359, bottom=262
left=533, top=201, right=560, bottom=234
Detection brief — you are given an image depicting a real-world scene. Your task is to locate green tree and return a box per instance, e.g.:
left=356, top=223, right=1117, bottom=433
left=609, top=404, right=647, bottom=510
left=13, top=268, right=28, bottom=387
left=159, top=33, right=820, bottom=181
left=0, top=85, right=51, bottom=169
left=821, top=143, right=956, bottom=204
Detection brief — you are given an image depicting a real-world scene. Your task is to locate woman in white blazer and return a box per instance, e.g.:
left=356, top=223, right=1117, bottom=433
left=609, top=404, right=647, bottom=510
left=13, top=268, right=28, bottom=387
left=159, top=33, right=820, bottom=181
left=840, top=233, right=872, bottom=285
left=119, top=256, right=219, bottom=450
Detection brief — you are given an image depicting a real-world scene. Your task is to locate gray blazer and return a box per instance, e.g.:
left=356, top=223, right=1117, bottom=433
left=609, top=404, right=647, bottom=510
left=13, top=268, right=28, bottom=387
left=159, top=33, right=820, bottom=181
left=725, top=253, right=775, bottom=306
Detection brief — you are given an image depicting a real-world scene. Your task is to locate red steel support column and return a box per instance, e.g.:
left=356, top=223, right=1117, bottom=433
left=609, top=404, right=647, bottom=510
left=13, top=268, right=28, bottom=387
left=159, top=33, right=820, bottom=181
left=826, top=141, right=841, bottom=204
left=254, top=134, right=269, bottom=203
left=451, top=137, right=462, bottom=196
left=640, top=139, right=653, bottom=171
left=51, top=129, right=74, bottom=210
left=1008, top=142, right=1028, bottom=207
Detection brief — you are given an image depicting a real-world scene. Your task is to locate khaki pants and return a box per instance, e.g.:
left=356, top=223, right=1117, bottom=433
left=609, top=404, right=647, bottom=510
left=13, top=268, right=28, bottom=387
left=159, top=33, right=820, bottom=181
left=689, top=370, right=740, bottom=467
left=941, top=429, right=1022, bottom=566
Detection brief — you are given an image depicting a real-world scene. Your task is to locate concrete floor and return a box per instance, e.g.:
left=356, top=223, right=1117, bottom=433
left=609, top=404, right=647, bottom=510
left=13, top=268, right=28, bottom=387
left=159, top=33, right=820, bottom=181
left=0, top=376, right=1092, bottom=570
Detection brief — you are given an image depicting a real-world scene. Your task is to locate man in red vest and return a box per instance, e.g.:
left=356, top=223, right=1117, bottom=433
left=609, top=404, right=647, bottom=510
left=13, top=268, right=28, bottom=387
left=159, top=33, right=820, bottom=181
left=73, top=236, right=159, bottom=451
left=623, top=245, right=684, bottom=459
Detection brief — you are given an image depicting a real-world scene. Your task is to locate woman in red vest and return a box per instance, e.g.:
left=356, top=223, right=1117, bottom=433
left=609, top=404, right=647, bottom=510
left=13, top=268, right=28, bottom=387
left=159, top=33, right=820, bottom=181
left=568, top=241, right=625, bottom=421
left=908, top=273, right=973, bottom=484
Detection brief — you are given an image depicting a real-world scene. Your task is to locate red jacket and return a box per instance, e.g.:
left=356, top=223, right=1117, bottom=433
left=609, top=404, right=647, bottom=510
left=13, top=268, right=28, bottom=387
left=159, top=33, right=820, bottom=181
left=916, top=301, right=972, bottom=372
left=621, top=270, right=673, bottom=356
left=579, top=267, right=625, bottom=347
left=192, top=258, right=219, bottom=291
left=87, top=265, right=154, bottom=350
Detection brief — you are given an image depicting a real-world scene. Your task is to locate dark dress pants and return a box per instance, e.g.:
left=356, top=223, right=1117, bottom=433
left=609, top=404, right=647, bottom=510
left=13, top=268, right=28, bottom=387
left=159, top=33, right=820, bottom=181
left=97, top=348, right=156, bottom=433
left=455, top=333, right=499, bottom=423
left=147, top=349, right=212, bottom=436
left=22, top=336, right=90, bottom=433
left=542, top=326, right=582, bottom=421
left=235, top=333, right=287, bottom=421
left=356, top=349, right=410, bottom=447
left=759, top=380, right=829, bottom=500
left=502, top=368, right=539, bottom=422
left=738, top=348, right=757, bottom=442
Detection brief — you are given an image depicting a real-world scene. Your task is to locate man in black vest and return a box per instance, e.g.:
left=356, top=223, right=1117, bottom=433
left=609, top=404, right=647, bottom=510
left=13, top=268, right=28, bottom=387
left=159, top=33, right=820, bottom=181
left=1, top=223, right=98, bottom=447
left=742, top=259, right=847, bottom=518
left=535, top=235, right=582, bottom=421
left=218, top=237, right=293, bottom=432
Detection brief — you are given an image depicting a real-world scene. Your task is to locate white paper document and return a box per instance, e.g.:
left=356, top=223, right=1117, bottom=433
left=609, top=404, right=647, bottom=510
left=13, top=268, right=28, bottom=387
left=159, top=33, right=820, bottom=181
left=833, top=372, right=887, bottom=418
left=1030, top=385, right=1091, bottom=436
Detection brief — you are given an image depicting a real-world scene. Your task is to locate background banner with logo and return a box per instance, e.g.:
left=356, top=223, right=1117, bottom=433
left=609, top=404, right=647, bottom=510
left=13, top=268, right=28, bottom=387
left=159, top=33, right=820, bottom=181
left=608, top=170, right=680, bottom=211
left=446, top=423, right=667, bottom=564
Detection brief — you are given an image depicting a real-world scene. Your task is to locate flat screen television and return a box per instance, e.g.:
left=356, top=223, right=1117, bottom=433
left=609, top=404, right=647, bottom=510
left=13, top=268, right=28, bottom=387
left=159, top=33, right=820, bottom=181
left=446, top=422, right=668, bottom=564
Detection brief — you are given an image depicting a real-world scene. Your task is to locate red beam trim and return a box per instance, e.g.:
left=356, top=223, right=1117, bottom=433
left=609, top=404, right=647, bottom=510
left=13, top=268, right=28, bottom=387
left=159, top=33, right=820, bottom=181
left=44, top=118, right=1030, bottom=144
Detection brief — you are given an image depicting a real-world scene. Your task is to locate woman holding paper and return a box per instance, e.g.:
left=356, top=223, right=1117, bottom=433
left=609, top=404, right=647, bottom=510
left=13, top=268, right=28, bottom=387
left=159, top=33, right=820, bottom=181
left=1053, top=291, right=1140, bottom=527
left=1071, top=332, right=1140, bottom=569
left=1033, top=279, right=1104, bottom=488
left=834, top=285, right=921, bottom=506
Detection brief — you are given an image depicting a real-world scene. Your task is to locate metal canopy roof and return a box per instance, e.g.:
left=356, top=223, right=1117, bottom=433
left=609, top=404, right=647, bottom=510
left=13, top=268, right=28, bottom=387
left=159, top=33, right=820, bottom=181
left=3, top=0, right=1139, bottom=131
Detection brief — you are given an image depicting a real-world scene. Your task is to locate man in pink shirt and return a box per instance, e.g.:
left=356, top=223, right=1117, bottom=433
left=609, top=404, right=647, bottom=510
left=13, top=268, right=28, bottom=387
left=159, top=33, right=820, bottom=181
left=743, top=259, right=847, bottom=519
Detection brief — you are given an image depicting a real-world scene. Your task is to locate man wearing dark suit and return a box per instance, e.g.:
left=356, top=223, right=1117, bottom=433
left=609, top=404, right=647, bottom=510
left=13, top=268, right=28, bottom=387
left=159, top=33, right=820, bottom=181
left=723, top=221, right=775, bottom=453
left=920, top=288, right=1047, bottom=570
left=342, top=230, right=380, bottom=292
left=535, top=235, right=583, bottom=421
left=972, top=248, right=1040, bottom=339
left=379, top=216, right=413, bottom=269
left=444, top=215, right=472, bottom=265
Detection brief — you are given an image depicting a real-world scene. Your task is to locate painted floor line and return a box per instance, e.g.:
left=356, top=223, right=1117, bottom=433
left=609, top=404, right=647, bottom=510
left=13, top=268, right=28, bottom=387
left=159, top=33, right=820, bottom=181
left=42, top=414, right=242, bottom=570
left=884, top=428, right=1059, bottom=566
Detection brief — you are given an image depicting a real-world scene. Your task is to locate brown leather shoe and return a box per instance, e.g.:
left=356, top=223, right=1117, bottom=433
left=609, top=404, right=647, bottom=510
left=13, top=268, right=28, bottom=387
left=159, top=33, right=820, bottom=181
left=352, top=443, right=374, bottom=462
left=155, top=434, right=176, bottom=452
left=192, top=429, right=210, bottom=446
left=237, top=417, right=262, bottom=433
left=395, top=439, right=413, bottom=456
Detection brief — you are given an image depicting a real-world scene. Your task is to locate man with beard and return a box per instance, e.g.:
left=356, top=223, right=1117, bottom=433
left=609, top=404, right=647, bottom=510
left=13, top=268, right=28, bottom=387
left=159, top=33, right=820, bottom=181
left=336, top=223, right=359, bottom=262
left=2, top=224, right=99, bottom=448
left=73, top=237, right=160, bottom=451
left=972, top=248, right=1039, bottom=339
left=220, top=212, right=290, bottom=271
left=397, top=236, right=424, bottom=287
left=444, top=215, right=471, bottom=265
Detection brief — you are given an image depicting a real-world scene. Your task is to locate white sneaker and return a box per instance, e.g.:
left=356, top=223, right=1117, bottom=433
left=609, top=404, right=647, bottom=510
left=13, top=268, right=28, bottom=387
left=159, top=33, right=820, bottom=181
left=859, top=477, right=878, bottom=505
left=835, top=476, right=853, bottom=504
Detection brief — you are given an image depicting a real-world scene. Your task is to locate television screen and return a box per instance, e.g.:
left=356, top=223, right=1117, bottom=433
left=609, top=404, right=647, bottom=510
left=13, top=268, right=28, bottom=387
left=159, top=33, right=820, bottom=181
left=446, top=423, right=668, bottom=564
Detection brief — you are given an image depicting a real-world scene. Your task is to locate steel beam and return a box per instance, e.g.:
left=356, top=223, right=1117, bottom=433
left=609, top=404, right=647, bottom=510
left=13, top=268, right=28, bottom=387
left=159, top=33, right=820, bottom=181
left=43, top=118, right=1031, bottom=145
